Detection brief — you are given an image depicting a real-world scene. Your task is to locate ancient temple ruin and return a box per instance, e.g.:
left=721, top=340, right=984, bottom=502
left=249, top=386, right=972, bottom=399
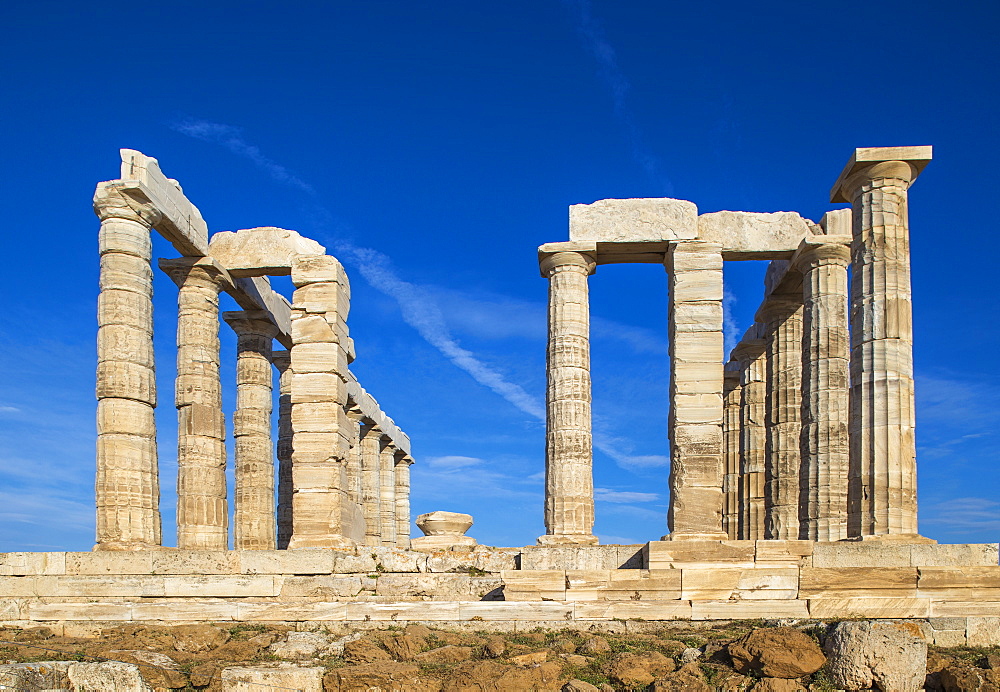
left=537, top=146, right=931, bottom=547
left=94, top=150, right=413, bottom=552
left=1, top=145, right=997, bottom=650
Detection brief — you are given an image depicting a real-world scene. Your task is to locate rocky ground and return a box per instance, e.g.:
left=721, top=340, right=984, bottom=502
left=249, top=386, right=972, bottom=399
left=0, top=620, right=998, bottom=690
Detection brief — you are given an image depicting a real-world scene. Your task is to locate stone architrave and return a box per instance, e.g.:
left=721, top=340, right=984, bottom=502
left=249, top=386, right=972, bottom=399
left=795, top=239, right=851, bottom=541
left=732, top=336, right=766, bottom=540
left=722, top=365, right=742, bottom=539
left=538, top=251, right=599, bottom=546
left=224, top=311, right=280, bottom=550
left=666, top=241, right=727, bottom=540
left=831, top=146, right=932, bottom=538
left=395, top=453, right=413, bottom=548
left=272, top=351, right=293, bottom=549
left=358, top=422, right=382, bottom=546
left=161, top=257, right=233, bottom=551
left=758, top=296, right=804, bottom=540
left=93, top=184, right=163, bottom=550
left=287, top=254, right=355, bottom=548
left=376, top=436, right=397, bottom=547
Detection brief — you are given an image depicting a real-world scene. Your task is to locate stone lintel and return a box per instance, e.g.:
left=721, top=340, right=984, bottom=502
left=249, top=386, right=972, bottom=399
left=569, top=197, right=699, bottom=243
left=158, top=256, right=235, bottom=291
left=231, top=276, right=293, bottom=348
left=345, top=377, right=410, bottom=456
left=830, top=146, right=933, bottom=203
left=117, top=149, right=209, bottom=256
left=208, top=227, right=326, bottom=277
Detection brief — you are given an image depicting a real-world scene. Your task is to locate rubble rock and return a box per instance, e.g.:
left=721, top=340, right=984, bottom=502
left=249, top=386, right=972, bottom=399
left=728, top=627, right=825, bottom=679
left=824, top=620, right=926, bottom=692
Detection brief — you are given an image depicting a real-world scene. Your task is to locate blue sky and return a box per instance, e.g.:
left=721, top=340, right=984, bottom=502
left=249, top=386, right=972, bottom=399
left=0, top=1, right=997, bottom=550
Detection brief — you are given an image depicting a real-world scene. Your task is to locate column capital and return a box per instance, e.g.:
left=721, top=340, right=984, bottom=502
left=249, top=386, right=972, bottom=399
left=754, top=296, right=802, bottom=325
left=792, top=237, right=852, bottom=271
left=93, top=182, right=162, bottom=227
left=731, top=336, right=766, bottom=364
left=539, top=250, right=596, bottom=278
left=223, top=310, right=280, bottom=339
left=271, top=349, right=291, bottom=372
left=830, top=146, right=932, bottom=203
left=159, top=256, right=235, bottom=291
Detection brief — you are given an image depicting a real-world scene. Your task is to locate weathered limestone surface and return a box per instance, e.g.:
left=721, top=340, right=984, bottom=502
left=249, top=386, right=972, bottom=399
left=795, top=238, right=851, bottom=540
left=722, top=367, right=741, bottom=539
left=359, top=423, right=382, bottom=547
left=378, top=437, right=398, bottom=547
left=273, top=351, right=293, bottom=550
left=411, top=511, right=476, bottom=551
left=395, top=454, right=413, bottom=547
left=666, top=241, right=726, bottom=540
left=539, top=251, right=598, bottom=546
left=225, top=311, right=279, bottom=550
left=209, top=226, right=326, bottom=276
left=569, top=198, right=698, bottom=242
left=162, top=257, right=233, bottom=551
left=93, top=184, right=162, bottom=551
left=698, top=211, right=815, bottom=259
left=759, top=297, right=803, bottom=540
left=833, top=147, right=932, bottom=538
left=733, top=333, right=766, bottom=540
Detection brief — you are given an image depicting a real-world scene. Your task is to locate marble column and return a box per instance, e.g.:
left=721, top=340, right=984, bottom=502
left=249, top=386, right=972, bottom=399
left=395, top=453, right=413, bottom=548
left=759, top=297, right=804, bottom=540
left=796, top=240, right=851, bottom=540
left=831, top=147, right=932, bottom=538
left=539, top=251, right=598, bottom=546
left=288, top=254, right=354, bottom=548
left=345, top=414, right=363, bottom=507
left=378, top=436, right=397, bottom=547
left=359, top=421, right=382, bottom=546
left=161, top=257, right=232, bottom=550
left=93, top=184, right=162, bottom=550
left=272, top=351, right=293, bottom=549
left=225, top=311, right=279, bottom=550
left=722, top=365, right=742, bottom=540
left=733, top=337, right=766, bottom=540
left=666, top=241, right=727, bottom=540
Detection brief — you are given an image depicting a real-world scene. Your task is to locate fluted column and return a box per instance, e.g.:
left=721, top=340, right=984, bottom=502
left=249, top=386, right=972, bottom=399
left=539, top=251, right=598, bottom=546
left=93, top=184, right=162, bottom=550
left=359, top=422, right=382, bottom=546
left=722, top=366, right=742, bottom=539
left=666, top=241, right=727, bottom=540
left=395, top=453, right=413, bottom=548
left=831, top=147, right=932, bottom=538
left=378, top=436, right=397, bottom=547
left=273, top=351, right=293, bottom=549
left=225, top=311, right=279, bottom=550
left=759, top=297, right=804, bottom=540
left=795, top=240, right=851, bottom=540
left=161, top=258, right=232, bottom=550
left=733, top=337, right=766, bottom=540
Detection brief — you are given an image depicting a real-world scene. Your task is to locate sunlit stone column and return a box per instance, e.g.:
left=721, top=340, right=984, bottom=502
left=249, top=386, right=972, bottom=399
left=666, top=241, right=727, bottom=540
left=733, top=336, right=766, bottom=540
left=161, top=257, right=232, bottom=550
left=224, top=311, right=279, bottom=550
left=759, top=297, right=804, bottom=540
left=359, top=421, right=382, bottom=546
left=345, top=414, right=363, bottom=507
left=288, top=254, right=355, bottom=548
left=831, top=147, right=932, bottom=538
left=272, top=351, right=293, bottom=549
left=539, top=251, right=598, bottom=546
left=722, top=365, right=742, bottom=539
left=378, top=436, right=397, bottom=547
left=395, top=453, right=413, bottom=548
left=93, top=184, right=162, bottom=550
left=795, top=239, right=851, bottom=540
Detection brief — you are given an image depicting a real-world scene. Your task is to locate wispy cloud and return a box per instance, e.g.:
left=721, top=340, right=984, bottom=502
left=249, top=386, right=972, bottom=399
left=0, top=405, right=20, bottom=414
left=171, top=119, right=315, bottom=194
left=922, top=497, right=1000, bottom=534
left=722, top=288, right=740, bottom=356
left=561, top=0, right=673, bottom=195
left=595, top=488, right=658, bottom=503
left=426, top=455, right=484, bottom=469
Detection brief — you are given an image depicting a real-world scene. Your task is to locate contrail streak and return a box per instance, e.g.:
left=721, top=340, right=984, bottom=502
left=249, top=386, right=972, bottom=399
left=561, top=0, right=674, bottom=195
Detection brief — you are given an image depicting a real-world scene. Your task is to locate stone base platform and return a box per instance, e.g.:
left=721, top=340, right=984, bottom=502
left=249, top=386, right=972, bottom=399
left=1, top=541, right=997, bottom=647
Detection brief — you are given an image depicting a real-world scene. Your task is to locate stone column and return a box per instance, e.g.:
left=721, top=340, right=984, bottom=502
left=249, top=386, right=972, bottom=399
left=395, top=453, right=413, bottom=548
left=378, top=436, right=397, bottom=547
left=539, top=251, right=598, bottom=546
left=733, top=337, right=766, bottom=540
left=831, top=147, right=932, bottom=538
left=759, top=297, right=804, bottom=540
left=345, top=414, right=363, bottom=507
left=795, top=240, right=851, bottom=541
left=272, top=351, right=293, bottom=549
left=161, top=258, right=232, bottom=551
left=93, top=184, right=162, bottom=550
left=288, top=254, right=354, bottom=548
left=666, top=241, right=727, bottom=540
left=225, top=311, right=279, bottom=550
left=359, top=422, right=382, bottom=546
left=722, top=366, right=742, bottom=540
